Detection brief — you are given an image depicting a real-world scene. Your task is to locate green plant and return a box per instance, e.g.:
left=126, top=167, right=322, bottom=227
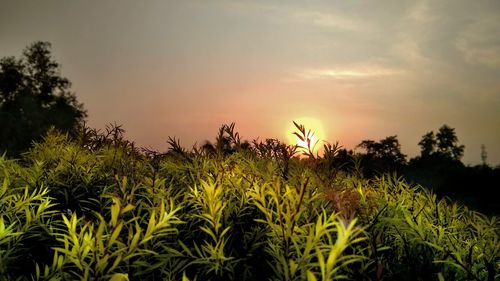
left=35, top=178, right=183, bottom=280
left=0, top=122, right=497, bottom=281
left=0, top=177, right=56, bottom=279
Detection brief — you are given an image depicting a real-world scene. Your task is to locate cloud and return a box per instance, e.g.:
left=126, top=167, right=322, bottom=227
left=294, top=64, right=405, bottom=80
left=455, top=16, right=500, bottom=69
left=291, top=11, right=369, bottom=32
left=391, top=33, right=425, bottom=65
left=389, top=1, right=439, bottom=66
left=215, top=1, right=370, bottom=33
left=406, top=1, right=436, bottom=24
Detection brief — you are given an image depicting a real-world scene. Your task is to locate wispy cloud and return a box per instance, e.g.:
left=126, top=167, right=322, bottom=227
left=293, top=64, right=405, bottom=80
left=291, top=10, right=369, bottom=32
left=389, top=1, right=437, bottom=66
left=406, top=1, right=436, bottom=24
left=216, top=1, right=370, bottom=33
left=455, top=16, right=500, bottom=69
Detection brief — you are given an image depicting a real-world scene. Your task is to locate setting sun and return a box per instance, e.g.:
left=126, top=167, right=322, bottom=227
left=286, top=117, right=326, bottom=154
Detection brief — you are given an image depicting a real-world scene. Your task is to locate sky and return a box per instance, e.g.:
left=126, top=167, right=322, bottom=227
left=1, top=0, right=499, bottom=165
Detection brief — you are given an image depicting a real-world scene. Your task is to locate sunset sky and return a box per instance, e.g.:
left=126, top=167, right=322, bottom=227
left=1, top=0, right=499, bottom=165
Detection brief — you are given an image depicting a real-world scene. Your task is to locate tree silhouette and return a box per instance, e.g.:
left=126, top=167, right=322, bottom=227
left=415, top=125, right=464, bottom=161
left=0, top=41, right=86, bottom=156
left=358, top=136, right=406, bottom=165
left=436, top=125, right=464, bottom=161
left=357, top=135, right=406, bottom=175
left=418, top=131, right=436, bottom=158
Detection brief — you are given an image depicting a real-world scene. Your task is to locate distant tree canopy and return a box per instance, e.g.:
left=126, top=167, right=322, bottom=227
left=418, top=131, right=436, bottom=158
left=358, top=136, right=406, bottom=164
left=356, top=135, right=406, bottom=175
left=0, top=41, right=86, bottom=156
left=417, top=125, right=464, bottom=161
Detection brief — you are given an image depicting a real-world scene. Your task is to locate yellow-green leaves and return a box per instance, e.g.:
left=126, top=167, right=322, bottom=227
left=249, top=176, right=365, bottom=280
left=111, top=197, right=120, bottom=227
left=187, top=178, right=234, bottom=276
left=2, top=133, right=499, bottom=281
left=0, top=176, right=56, bottom=278
left=314, top=218, right=366, bottom=280
left=307, top=270, right=318, bottom=281
left=43, top=193, right=182, bottom=280
left=108, top=221, right=123, bottom=247
left=142, top=199, right=182, bottom=245
left=0, top=178, right=8, bottom=199
left=0, top=216, right=18, bottom=244
left=109, top=273, right=129, bottom=281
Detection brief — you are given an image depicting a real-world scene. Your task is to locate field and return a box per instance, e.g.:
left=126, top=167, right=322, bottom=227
left=0, top=124, right=498, bottom=281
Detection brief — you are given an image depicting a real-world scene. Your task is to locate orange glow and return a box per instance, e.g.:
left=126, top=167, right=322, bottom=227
left=286, top=117, right=326, bottom=154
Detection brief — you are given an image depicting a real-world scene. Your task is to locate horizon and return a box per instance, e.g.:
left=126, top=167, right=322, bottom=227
left=1, top=1, right=499, bottom=165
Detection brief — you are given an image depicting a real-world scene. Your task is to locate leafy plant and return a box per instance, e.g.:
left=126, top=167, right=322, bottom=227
left=0, top=123, right=496, bottom=281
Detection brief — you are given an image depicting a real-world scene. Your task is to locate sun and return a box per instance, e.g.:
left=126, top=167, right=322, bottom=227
left=286, top=117, right=326, bottom=153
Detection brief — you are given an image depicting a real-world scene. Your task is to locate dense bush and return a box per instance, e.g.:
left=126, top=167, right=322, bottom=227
left=0, top=124, right=498, bottom=280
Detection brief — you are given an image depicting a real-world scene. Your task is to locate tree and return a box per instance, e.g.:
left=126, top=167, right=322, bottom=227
left=0, top=41, right=86, bottom=156
left=436, top=125, right=464, bottom=161
left=357, top=135, right=406, bottom=175
left=358, top=135, right=406, bottom=165
left=410, top=125, right=466, bottom=172
left=415, top=125, right=464, bottom=162
left=418, top=131, right=436, bottom=157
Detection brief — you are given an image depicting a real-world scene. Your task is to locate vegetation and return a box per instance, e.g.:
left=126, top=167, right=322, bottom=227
left=0, top=123, right=497, bottom=281
left=339, top=125, right=499, bottom=215
left=0, top=41, right=86, bottom=157
left=0, top=41, right=498, bottom=280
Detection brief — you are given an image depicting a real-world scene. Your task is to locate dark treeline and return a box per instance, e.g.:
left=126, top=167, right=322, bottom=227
left=331, top=126, right=499, bottom=215
left=1, top=41, right=498, bottom=215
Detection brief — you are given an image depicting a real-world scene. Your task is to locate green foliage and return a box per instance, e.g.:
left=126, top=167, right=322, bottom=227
left=0, top=168, right=56, bottom=279
left=361, top=175, right=499, bottom=281
left=0, top=123, right=497, bottom=280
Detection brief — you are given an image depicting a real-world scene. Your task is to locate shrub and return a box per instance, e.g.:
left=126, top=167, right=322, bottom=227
left=0, top=124, right=496, bottom=280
